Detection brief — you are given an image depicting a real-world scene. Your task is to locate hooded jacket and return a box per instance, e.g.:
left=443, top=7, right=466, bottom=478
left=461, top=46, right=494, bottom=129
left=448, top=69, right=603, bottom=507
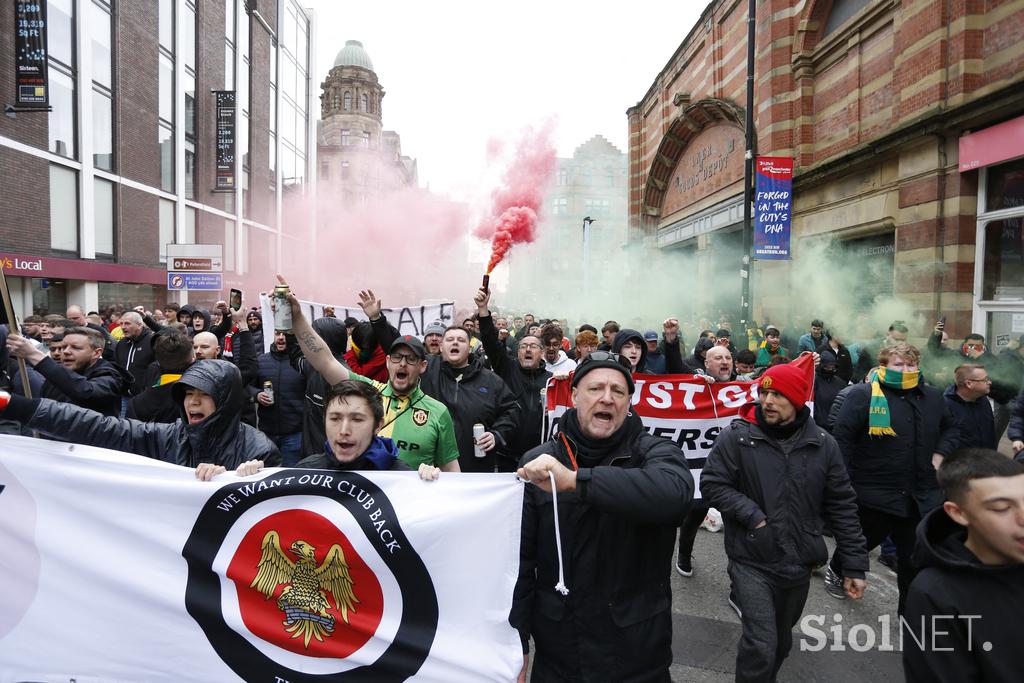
left=831, top=381, right=960, bottom=517
left=611, top=328, right=649, bottom=373
left=812, top=366, right=847, bottom=431
left=189, top=308, right=213, bottom=338
left=478, top=313, right=550, bottom=469
left=6, top=359, right=280, bottom=469
left=903, top=507, right=1024, bottom=683
left=683, top=338, right=716, bottom=373
left=176, top=304, right=196, bottom=325
left=255, top=337, right=307, bottom=436
left=511, top=410, right=693, bottom=682
left=419, top=354, right=521, bottom=473
left=36, top=354, right=131, bottom=417
left=701, top=403, right=868, bottom=584
left=114, top=327, right=154, bottom=396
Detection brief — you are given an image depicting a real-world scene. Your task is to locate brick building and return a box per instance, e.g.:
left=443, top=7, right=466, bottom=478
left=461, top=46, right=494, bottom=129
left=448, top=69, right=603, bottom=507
left=628, top=0, right=1024, bottom=348
left=0, top=0, right=316, bottom=317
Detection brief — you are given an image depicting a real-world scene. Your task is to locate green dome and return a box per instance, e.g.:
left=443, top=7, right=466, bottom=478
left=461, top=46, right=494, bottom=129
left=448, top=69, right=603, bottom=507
left=333, top=40, right=374, bottom=71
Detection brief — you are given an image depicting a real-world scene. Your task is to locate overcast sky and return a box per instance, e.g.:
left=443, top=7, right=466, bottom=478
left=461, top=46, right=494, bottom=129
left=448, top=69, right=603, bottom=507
left=303, top=1, right=707, bottom=199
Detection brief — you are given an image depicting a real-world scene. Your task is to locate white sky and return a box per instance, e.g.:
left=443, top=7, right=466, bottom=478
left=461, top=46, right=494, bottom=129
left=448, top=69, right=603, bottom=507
left=303, top=0, right=708, bottom=199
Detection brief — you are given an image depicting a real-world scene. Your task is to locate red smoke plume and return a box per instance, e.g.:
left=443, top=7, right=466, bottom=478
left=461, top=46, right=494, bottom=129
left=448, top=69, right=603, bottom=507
left=475, top=124, right=557, bottom=274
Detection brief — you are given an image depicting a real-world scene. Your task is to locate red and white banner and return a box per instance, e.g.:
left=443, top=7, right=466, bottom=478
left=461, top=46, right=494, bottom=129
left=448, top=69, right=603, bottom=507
left=543, top=354, right=815, bottom=497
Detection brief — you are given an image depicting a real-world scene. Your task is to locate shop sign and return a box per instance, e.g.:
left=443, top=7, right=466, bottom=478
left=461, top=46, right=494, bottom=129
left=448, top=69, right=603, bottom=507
left=662, top=125, right=744, bottom=216
left=959, top=116, right=1024, bottom=172
left=214, top=91, right=236, bottom=190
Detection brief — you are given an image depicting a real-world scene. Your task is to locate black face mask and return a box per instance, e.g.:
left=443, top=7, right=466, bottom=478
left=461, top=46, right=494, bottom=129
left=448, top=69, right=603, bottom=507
left=820, top=366, right=837, bottom=377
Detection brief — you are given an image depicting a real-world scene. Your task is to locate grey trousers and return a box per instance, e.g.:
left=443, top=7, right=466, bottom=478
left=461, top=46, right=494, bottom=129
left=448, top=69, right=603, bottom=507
left=728, top=560, right=810, bottom=683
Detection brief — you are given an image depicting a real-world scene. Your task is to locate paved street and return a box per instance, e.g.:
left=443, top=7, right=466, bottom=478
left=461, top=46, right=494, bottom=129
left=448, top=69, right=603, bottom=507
left=669, top=527, right=904, bottom=682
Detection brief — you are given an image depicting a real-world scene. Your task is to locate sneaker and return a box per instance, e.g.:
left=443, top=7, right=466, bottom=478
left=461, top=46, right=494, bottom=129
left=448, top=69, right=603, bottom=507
left=823, top=565, right=847, bottom=600
left=878, top=553, right=898, bottom=573
left=728, top=592, right=743, bottom=619
left=675, top=557, right=693, bottom=577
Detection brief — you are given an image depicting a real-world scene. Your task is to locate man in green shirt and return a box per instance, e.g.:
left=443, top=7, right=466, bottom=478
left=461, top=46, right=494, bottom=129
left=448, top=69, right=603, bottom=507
left=284, top=283, right=460, bottom=472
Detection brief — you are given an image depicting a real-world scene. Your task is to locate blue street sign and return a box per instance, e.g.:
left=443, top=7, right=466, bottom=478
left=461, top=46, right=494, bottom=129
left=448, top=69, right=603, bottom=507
left=167, top=272, right=222, bottom=291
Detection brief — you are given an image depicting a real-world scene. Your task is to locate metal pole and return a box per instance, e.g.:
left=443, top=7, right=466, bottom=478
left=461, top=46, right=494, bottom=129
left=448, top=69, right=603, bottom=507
left=582, top=216, right=594, bottom=300
left=740, top=0, right=756, bottom=326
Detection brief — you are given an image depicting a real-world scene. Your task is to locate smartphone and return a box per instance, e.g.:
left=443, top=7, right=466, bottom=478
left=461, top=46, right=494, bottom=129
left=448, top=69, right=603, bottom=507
left=229, top=288, right=242, bottom=311
left=938, top=316, right=946, bottom=328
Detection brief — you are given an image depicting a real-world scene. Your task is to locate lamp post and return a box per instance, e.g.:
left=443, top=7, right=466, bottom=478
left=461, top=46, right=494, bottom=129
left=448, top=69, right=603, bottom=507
left=740, top=0, right=756, bottom=326
left=582, top=216, right=595, bottom=298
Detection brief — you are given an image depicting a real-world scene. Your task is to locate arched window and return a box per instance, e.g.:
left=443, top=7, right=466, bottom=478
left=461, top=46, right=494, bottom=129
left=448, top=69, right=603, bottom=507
left=330, top=93, right=339, bottom=110
left=343, top=91, right=351, bottom=111
left=823, top=0, right=871, bottom=37
left=361, top=93, right=368, bottom=112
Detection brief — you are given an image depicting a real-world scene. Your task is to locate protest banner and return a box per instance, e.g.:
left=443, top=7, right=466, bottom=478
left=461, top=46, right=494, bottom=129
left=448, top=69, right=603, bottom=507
left=0, top=437, right=523, bottom=682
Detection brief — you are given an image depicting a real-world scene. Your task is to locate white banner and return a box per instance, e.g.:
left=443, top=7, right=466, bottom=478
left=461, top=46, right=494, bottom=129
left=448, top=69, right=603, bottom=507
left=0, top=436, right=523, bottom=682
left=258, top=295, right=455, bottom=352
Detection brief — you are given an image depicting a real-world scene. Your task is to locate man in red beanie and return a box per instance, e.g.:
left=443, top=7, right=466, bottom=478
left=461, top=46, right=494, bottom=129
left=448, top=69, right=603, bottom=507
left=701, top=362, right=868, bottom=683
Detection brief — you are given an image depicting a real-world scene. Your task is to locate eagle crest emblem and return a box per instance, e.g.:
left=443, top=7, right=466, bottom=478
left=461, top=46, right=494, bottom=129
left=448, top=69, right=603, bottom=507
left=249, top=530, right=359, bottom=647
left=412, top=408, right=429, bottom=426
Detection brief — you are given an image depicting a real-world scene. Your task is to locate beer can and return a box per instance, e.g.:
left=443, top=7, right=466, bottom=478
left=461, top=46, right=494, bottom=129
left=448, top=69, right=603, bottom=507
left=273, top=284, right=292, bottom=332
left=473, top=423, right=486, bottom=458
left=263, top=380, right=274, bottom=405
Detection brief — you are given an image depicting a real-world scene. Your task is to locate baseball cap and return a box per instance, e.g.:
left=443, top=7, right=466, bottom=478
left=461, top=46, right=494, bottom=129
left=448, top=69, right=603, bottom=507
left=423, top=320, right=446, bottom=337
left=388, top=335, right=427, bottom=359
left=643, top=330, right=659, bottom=342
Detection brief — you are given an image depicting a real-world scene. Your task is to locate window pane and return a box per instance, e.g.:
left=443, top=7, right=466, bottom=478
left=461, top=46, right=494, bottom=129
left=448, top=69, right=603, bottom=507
left=184, top=206, right=196, bottom=243
left=48, top=67, right=76, bottom=158
left=183, top=3, right=196, bottom=69
left=159, top=124, right=174, bottom=192
left=93, top=178, right=114, bottom=254
left=185, top=142, right=195, bottom=200
left=92, top=89, right=113, bottom=170
left=159, top=52, right=174, bottom=122
left=225, top=0, right=235, bottom=42
left=270, top=42, right=277, bottom=85
left=49, top=165, right=78, bottom=251
left=225, top=43, right=234, bottom=89
left=986, top=158, right=1024, bottom=212
left=159, top=199, right=174, bottom=261
left=224, top=219, right=236, bottom=271
left=269, top=84, right=277, bottom=134
left=983, top=218, right=1024, bottom=300
left=184, top=70, right=196, bottom=137
left=48, top=0, right=75, bottom=66
left=91, top=1, right=112, bottom=88
left=269, top=133, right=276, bottom=174
left=159, top=0, right=173, bottom=50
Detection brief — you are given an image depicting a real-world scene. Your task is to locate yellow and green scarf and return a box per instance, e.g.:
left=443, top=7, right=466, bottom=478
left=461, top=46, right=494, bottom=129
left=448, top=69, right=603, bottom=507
left=868, top=367, right=919, bottom=436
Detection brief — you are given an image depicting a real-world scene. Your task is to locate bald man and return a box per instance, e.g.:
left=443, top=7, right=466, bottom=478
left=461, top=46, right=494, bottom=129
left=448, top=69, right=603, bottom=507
left=193, top=331, right=220, bottom=361
left=66, top=305, right=88, bottom=327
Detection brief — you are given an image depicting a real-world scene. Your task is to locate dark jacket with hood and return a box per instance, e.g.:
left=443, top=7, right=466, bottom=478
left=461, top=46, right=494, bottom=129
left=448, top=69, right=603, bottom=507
left=295, top=436, right=410, bottom=471
left=813, top=362, right=848, bottom=431
left=832, top=380, right=960, bottom=517
left=680, top=337, right=716, bottom=374
left=5, top=359, right=280, bottom=468
left=611, top=328, right=649, bottom=373
left=114, top=327, right=155, bottom=396
left=176, top=304, right=195, bottom=326
left=36, top=354, right=131, bottom=417
left=511, top=410, right=694, bottom=682
left=420, top=353, right=521, bottom=473
left=903, top=507, right=1024, bottom=683
left=246, top=310, right=265, bottom=354
left=254, top=335, right=307, bottom=436
left=701, top=403, right=869, bottom=584
left=942, top=383, right=996, bottom=451
left=478, top=312, right=550, bottom=470
left=189, top=308, right=213, bottom=338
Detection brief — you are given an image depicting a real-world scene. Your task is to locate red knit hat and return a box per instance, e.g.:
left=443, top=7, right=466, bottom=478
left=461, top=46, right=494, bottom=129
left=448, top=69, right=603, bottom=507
left=759, top=363, right=810, bottom=409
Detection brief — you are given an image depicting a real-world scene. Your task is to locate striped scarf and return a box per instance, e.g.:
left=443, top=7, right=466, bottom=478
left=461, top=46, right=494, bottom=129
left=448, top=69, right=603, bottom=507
left=868, top=367, right=919, bottom=436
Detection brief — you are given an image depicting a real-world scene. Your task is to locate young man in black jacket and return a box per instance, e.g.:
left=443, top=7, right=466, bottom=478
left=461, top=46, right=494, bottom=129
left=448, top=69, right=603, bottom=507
left=701, top=362, right=868, bottom=683
left=903, top=448, right=1024, bottom=682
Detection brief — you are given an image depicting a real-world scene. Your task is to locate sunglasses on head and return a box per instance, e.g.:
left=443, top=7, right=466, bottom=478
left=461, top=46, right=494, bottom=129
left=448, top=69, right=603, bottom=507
left=577, top=350, right=633, bottom=371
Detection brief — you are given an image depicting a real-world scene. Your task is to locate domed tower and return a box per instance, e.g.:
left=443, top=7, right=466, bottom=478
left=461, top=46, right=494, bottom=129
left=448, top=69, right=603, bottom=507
left=319, top=40, right=384, bottom=148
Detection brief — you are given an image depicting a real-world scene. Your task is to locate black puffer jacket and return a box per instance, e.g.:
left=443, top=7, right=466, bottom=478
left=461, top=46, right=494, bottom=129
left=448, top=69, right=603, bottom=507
left=701, top=404, right=868, bottom=583
left=812, top=369, right=847, bottom=431
left=8, top=359, right=279, bottom=468
left=114, top=329, right=155, bottom=396
left=832, top=381, right=960, bottom=517
left=419, top=354, right=520, bottom=473
left=611, top=328, right=649, bottom=372
left=36, top=355, right=130, bottom=417
left=903, top=507, right=1024, bottom=683
left=511, top=410, right=693, bottom=682
left=478, top=312, right=550, bottom=471
left=254, top=340, right=307, bottom=436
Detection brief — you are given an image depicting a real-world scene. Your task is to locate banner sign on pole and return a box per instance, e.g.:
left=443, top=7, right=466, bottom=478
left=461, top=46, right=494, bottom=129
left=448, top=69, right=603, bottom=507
left=0, top=438, right=524, bottom=682
left=214, top=91, right=236, bottom=191
left=259, top=294, right=455, bottom=353
left=15, top=0, right=49, bottom=105
left=543, top=354, right=815, bottom=498
left=753, top=156, right=794, bottom=260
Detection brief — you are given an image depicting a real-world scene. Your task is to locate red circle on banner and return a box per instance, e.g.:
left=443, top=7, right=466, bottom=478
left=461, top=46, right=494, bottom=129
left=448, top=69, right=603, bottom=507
left=227, top=509, right=384, bottom=658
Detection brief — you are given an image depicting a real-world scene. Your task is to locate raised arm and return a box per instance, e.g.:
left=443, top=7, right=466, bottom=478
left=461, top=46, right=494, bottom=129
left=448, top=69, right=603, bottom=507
left=358, top=289, right=400, bottom=352
left=277, top=275, right=349, bottom=385
left=475, top=287, right=510, bottom=376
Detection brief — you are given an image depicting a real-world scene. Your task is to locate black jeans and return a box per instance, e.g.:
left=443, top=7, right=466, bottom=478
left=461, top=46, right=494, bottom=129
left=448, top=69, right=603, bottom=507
left=828, top=504, right=919, bottom=614
left=728, top=560, right=810, bottom=683
left=677, top=501, right=711, bottom=562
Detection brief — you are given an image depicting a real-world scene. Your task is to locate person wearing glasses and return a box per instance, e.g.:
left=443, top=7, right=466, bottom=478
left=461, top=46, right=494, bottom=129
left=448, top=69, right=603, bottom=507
left=278, top=282, right=461, bottom=473
left=474, top=288, right=551, bottom=472
left=511, top=350, right=694, bottom=683
left=943, top=364, right=997, bottom=451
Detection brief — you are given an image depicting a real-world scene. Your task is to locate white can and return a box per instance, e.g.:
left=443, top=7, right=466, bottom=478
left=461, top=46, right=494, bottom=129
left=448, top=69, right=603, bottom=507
left=473, top=423, right=486, bottom=458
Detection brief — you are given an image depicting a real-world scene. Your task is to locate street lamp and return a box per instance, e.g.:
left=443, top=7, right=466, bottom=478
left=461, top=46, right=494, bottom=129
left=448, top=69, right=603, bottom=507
left=582, top=216, right=596, bottom=297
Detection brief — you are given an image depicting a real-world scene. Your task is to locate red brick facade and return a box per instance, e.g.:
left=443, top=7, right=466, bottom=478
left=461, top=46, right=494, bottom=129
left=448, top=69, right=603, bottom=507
left=628, top=0, right=1024, bottom=334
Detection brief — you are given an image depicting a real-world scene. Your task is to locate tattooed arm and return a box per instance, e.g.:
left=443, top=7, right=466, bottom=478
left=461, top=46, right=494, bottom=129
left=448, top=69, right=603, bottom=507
left=278, top=275, right=350, bottom=385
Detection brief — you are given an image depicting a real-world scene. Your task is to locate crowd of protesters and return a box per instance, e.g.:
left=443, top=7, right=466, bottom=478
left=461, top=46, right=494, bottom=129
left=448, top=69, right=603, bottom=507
left=0, top=286, right=1022, bottom=683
